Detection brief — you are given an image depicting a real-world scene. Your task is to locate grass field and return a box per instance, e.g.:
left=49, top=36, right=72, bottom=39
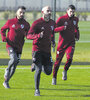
left=0, top=65, right=90, bottom=100
left=0, top=20, right=90, bottom=100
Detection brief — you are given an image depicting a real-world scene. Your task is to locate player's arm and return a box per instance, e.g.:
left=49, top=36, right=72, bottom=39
left=27, top=33, right=43, bottom=40
left=54, top=26, right=66, bottom=32
left=0, top=20, right=9, bottom=42
left=26, top=22, right=43, bottom=40
left=54, top=17, right=67, bottom=33
left=74, top=18, right=80, bottom=41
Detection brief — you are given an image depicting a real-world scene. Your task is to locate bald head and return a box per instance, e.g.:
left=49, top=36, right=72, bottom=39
left=42, top=6, right=51, bottom=12
left=41, top=6, right=51, bottom=22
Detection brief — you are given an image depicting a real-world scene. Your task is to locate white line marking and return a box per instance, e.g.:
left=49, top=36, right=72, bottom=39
left=0, top=67, right=90, bottom=70
left=0, top=41, right=90, bottom=43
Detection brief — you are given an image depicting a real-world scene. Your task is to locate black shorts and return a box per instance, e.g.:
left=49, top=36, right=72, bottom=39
left=32, top=51, right=53, bottom=66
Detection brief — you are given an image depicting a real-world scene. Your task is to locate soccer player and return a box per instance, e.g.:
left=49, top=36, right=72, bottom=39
left=27, top=6, right=57, bottom=96
left=1, top=6, right=30, bottom=88
left=52, top=5, right=80, bottom=85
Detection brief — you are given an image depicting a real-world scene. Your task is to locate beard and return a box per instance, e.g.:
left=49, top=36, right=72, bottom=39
left=44, top=14, right=51, bottom=21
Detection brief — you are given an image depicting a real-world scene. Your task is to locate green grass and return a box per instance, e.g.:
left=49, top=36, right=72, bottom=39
left=0, top=20, right=90, bottom=100
left=0, top=65, right=90, bottom=100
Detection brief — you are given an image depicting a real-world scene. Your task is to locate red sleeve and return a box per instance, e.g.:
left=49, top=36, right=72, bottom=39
left=0, top=20, right=9, bottom=42
left=27, top=21, right=41, bottom=40
left=26, top=33, right=40, bottom=40
left=28, top=21, right=38, bottom=34
left=54, top=26, right=65, bottom=32
left=56, top=17, right=63, bottom=27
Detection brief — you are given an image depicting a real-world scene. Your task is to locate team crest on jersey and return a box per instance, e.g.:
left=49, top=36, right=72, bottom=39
left=41, top=27, right=45, bottom=31
left=21, top=24, right=24, bottom=29
left=12, top=24, right=15, bottom=28
left=73, top=20, right=76, bottom=25
left=64, top=22, right=68, bottom=26
left=51, top=26, right=54, bottom=30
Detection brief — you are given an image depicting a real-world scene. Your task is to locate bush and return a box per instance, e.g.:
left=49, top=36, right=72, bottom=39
left=3, top=11, right=10, bottom=20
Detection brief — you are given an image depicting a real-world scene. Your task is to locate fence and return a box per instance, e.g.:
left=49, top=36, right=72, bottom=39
left=0, top=0, right=90, bottom=12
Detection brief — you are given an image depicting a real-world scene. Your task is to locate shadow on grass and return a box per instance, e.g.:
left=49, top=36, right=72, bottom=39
left=58, top=84, right=90, bottom=88
left=83, top=95, right=90, bottom=97
left=40, top=87, right=90, bottom=91
left=41, top=95, right=90, bottom=97
left=0, top=59, right=90, bottom=65
left=7, top=86, right=90, bottom=97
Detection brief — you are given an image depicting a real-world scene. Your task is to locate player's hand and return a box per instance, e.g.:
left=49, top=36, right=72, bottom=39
left=75, top=38, right=79, bottom=41
left=2, top=37, right=7, bottom=42
left=40, top=31, right=44, bottom=38
left=64, top=25, right=67, bottom=30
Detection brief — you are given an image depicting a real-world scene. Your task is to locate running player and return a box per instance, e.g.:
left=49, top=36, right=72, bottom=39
left=1, top=6, right=30, bottom=88
left=27, top=6, right=56, bottom=96
left=52, top=5, right=80, bottom=85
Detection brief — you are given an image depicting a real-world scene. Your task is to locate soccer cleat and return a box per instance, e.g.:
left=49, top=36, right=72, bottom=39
left=3, top=82, right=10, bottom=89
left=52, top=78, right=56, bottom=85
left=30, top=63, right=35, bottom=72
left=62, top=70, right=67, bottom=80
left=34, top=89, right=40, bottom=96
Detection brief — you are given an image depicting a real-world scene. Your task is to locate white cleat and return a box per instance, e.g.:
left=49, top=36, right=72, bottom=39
left=3, top=82, right=10, bottom=89
left=62, top=70, right=67, bottom=80
left=34, top=89, right=40, bottom=96
left=52, top=78, right=56, bottom=85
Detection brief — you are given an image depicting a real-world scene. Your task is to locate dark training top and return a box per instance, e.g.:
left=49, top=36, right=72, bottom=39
left=27, top=18, right=56, bottom=53
left=1, top=17, right=30, bottom=53
left=56, top=13, right=80, bottom=51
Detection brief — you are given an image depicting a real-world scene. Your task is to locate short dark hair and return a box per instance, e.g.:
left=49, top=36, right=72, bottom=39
left=68, top=5, right=76, bottom=10
left=18, top=6, right=26, bottom=10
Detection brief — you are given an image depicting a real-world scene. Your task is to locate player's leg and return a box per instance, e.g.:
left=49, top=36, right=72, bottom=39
left=3, top=47, right=19, bottom=88
left=62, top=46, right=75, bottom=80
left=9, top=54, right=21, bottom=79
left=42, top=52, right=53, bottom=75
left=30, top=52, right=36, bottom=72
left=34, top=63, right=41, bottom=96
left=33, top=51, right=42, bottom=96
left=52, top=50, right=65, bottom=85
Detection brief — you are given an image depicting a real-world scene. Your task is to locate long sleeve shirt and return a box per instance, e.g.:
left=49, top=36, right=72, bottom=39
left=27, top=18, right=56, bottom=53
left=1, top=17, right=30, bottom=53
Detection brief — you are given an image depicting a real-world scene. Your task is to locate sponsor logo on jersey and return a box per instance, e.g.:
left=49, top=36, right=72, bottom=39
left=64, top=22, right=68, bottom=26
left=73, top=20, right=76, bottom=25
left=12, top=24, right=15, bottom=28
left=51, top=26, right=54, bottom=30
left=41, top=27, right=45, bottom=31
left=21, top=24, right=24, bottom=29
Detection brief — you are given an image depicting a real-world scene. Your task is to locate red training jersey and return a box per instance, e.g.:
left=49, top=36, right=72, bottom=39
left=27, top=18, right=55, bottom=53
left=56, top=14, right=80, bottom=50
left=1, top=17, right=30, bottom=54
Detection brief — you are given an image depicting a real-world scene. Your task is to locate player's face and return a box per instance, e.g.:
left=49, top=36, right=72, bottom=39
left=67, top=8, right=75, bottom=17
left=43, top=7, right=51, bottom=21
left=16, top=8, right=25, bottom=19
